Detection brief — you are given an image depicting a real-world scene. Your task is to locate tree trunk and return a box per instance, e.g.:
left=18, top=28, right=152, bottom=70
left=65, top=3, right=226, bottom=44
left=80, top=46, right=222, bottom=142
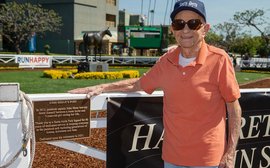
left=15, top=44, right=21, bottom=54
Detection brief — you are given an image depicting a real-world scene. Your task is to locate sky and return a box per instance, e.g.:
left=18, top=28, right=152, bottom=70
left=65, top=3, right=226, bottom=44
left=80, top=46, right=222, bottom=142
left=119, top=0, right=270, bottom=35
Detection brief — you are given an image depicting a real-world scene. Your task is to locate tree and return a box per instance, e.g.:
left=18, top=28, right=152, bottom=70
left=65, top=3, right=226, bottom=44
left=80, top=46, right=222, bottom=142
left=233, top=9, right=270, bottom=56
left=213, top=22, right=241, bottom=52
left=205, top=30, right=224, bottom=49
left=256, top=36, right=270, bottom=57
left=230, top=35, right=261, bottom=56
left=0, top=2, right=63, bottom=53
left=168, top=32, right=176, bottom=46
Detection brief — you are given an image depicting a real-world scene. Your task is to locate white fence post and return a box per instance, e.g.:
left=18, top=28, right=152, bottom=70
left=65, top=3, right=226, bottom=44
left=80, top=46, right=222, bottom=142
left=0, top=83, right=30, bottom=168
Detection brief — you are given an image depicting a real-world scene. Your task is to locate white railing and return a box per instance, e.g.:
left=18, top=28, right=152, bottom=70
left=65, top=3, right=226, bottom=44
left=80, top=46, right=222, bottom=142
left=0, top=54, right=16, bottom=64
left=3, top=54, right=270, bottom=68
left=0, top=54, right=159, bottom=65
left=240, top=58, right=270, bottom=68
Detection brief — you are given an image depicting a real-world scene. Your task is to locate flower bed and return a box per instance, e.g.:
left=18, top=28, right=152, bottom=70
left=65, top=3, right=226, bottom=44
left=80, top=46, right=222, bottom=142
left=43, top=69, right=139, bottom=80
left=43, top=69, right=77, bottom=79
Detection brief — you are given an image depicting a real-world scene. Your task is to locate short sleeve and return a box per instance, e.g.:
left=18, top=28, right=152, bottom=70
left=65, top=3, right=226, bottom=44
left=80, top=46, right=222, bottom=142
left=139, top=59, right=163, bottom=94
left=218, top=55, right=241, bottom=102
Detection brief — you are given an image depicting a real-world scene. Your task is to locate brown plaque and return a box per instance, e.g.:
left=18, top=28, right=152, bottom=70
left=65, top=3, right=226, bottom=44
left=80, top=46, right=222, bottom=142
left=33, top=99, right=90, bottom=142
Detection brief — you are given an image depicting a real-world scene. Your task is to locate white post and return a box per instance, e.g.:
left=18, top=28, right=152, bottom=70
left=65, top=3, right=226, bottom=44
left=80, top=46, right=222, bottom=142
left=0, top=83, right=30, bottom=168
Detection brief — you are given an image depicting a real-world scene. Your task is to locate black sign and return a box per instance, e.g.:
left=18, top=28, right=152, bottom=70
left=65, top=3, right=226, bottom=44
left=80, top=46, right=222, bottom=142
left=107, top=93, right=270, bottom=168
left=236, top=92, right=270, bottom=168
left=107, top=97, right=163, bottom=168
left=0, top=23, right=2, bottom=51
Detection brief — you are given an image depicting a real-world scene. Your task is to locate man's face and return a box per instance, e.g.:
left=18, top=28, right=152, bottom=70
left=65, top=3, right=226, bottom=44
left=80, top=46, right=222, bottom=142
left=171, top=10, right=210, bottom=49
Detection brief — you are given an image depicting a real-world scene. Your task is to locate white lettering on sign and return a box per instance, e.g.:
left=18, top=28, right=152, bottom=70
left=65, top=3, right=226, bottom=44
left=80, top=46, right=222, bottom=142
left=260, top=146, right=270, bottom=168
left=128, top=124, right=163, bottom=152
left=240, top=115, right=270, bottom=139
left=236, top=148, right=256, bottom=168
left=235, top=146, right=270, bottom=168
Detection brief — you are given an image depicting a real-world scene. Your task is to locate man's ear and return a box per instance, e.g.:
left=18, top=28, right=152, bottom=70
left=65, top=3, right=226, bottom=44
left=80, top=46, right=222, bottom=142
left=203, top=23, right=211, bottom=37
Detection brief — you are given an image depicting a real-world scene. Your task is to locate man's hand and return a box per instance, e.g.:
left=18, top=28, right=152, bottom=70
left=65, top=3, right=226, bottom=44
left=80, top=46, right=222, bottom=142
left=68, top=78, right=141, bottom=97
left=68, top=86, right=103, bottom=97
left=68, top=78, right=141, bottom=98
left=219, top=150, right=236, bottom=168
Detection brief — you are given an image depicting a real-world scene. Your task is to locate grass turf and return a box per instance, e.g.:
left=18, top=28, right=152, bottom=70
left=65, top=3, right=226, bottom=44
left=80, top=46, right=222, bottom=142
left=1, top=69, right=270, bottom=93
left=0, top=67, right=149, bottom=93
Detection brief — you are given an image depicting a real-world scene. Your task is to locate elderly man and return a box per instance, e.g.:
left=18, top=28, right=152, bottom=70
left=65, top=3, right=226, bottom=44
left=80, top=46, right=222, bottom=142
left=69, top=0, right=242, bottom=168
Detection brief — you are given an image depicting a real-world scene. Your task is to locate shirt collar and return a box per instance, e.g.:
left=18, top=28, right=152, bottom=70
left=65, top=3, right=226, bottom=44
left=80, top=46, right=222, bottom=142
left=196, top=40, right=208, bottom=65
left=167, top=40, right=209, bottom=66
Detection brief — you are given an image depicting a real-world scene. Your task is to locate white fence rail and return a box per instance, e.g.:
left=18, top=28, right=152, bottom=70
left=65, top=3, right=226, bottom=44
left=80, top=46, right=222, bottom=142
left=240, top=58, right=270, bottom=68
left=3, top=54, right=270, bottom=68
left=0, top=55, right=16, bottom=64
left=0, top=54, right=159, bottom=66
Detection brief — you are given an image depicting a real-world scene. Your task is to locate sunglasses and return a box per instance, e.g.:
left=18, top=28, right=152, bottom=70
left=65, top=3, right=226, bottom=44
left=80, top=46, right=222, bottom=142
left=172, top=19, right=203, bottom=31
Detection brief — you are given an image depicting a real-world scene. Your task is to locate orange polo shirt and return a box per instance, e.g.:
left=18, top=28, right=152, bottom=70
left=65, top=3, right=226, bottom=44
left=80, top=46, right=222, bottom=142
left=139, top=41, right=240, bottom=166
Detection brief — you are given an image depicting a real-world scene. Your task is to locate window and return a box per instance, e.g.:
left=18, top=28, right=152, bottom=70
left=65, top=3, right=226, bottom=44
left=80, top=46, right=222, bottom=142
left=106, top=14, right=116, bottom=27
left=106, top=0, right=116, bottom=6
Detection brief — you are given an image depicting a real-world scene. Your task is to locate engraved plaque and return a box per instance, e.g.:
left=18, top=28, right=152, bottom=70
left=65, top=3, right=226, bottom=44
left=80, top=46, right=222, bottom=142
left=33, top=99, right=90, bottom=142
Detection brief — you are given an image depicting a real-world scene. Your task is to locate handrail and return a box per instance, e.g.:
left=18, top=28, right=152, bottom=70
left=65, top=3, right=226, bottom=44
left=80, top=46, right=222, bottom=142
left=0, top=54, right=159, bottom=65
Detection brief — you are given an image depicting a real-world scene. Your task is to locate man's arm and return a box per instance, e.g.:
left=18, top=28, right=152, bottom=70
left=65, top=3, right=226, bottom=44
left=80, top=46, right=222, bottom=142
left=219, top=99, right=242, bottom=168
left=68, top=78, right=141, bottom=97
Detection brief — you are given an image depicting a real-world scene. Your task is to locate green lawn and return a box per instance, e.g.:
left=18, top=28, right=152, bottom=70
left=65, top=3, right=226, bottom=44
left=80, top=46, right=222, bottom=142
left=0, top=67, right=149, bottom=93
left=236, top=72, right=270, bottom=84
left=1, top=69, right=270, bottom=94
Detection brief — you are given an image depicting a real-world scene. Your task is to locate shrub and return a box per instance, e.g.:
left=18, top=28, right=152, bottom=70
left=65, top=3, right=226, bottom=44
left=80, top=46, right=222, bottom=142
left=0, top=63, right=20, bottom=70
left=43, top=69, right=139, bottom=80
left=75, top=72, right=106, bottom=79
left=53, top=63, right=78, bottom=69
left=104, top=72, right=123, bottom=79
left=44, top=44, right=51, bottom=55
left=43, top=70, right=74, bottom=79
left=121, top=70, right=139, bottom=78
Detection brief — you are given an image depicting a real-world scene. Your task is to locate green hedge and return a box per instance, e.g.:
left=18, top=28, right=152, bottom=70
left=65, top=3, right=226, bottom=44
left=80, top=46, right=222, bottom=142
left=0, top=63, right=19, bottom=67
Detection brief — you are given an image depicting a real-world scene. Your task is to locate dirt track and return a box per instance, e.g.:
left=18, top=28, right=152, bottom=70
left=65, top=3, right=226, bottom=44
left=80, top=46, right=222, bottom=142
left=32, top=79, right=270, bottom=168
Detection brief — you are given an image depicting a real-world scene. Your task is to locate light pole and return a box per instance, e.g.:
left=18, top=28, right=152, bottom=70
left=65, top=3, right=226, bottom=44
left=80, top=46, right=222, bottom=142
left=150, top=10, right=154, bottom=26
left=147, top=0, right=152, bottom=25
left=0, top=23, right=3, bottom=51
left=152, top=0, right=156, bottom=25
left=141, top=0, right=144, bottom=16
